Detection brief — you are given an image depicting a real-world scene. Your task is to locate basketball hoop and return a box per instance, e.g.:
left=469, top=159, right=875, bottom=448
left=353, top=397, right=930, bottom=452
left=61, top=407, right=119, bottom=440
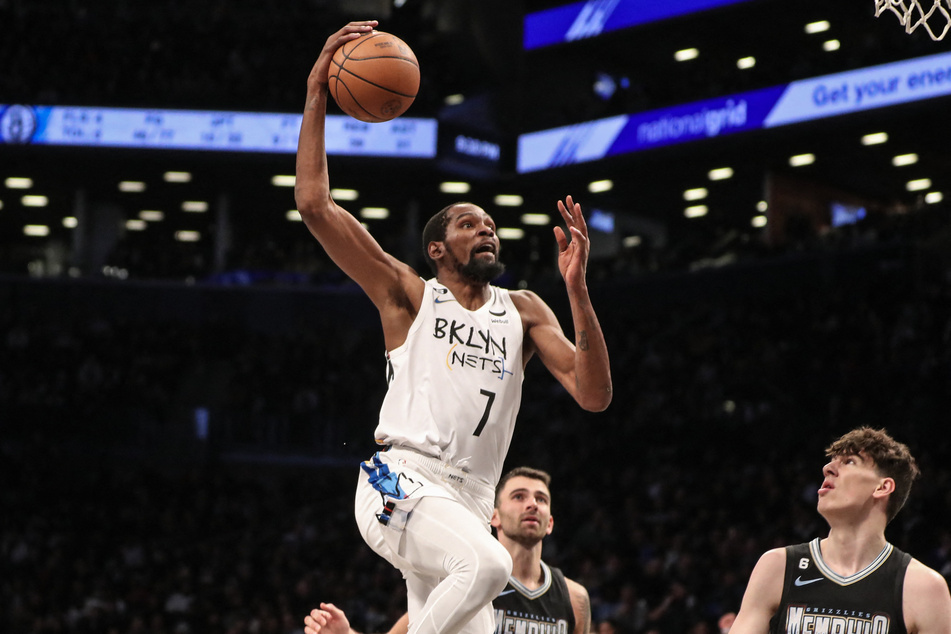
left=875, top=0, right=951, bottom=40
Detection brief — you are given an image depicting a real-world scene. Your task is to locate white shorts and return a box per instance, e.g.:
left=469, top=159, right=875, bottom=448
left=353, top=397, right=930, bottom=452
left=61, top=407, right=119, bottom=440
left=354, top=446, right=511, bottom=634
left=355, top=446, right=496, bottom=571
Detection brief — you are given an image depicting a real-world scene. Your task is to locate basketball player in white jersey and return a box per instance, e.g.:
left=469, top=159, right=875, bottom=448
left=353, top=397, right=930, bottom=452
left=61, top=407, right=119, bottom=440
left=729, top=427, right=951, bottom=634
left=296, top=21, right=612, bottom=634
left=303, top=467, right=591, bottom=634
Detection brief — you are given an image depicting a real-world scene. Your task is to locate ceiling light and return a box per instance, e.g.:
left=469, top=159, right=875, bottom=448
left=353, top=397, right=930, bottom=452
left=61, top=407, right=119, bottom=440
left=330, top=188, right=359, bottom=200
left=5, top=177, right=33, bottom=189
left=708, top=167, right=733, bottom=181
left=62, top=217, right=78, bottom=228
left=440, top=182, right=470, bottom=194
left=789, top=153, right=815, bottom=167
left=520, top=213, right=550, bottom=226
left=23, top=224, right=49, bottom=236
left=588, top=179, right=613, bottom=193
left=756, top=201, right=768, bottom=212
left=684, top=205, right=708, bottom=218
left=444, top=94, right=465, bottom=106
left=497, top=228, right=525, bottom=240
left=119, top=181, right=146, bottom=192
left=164, top=171, right=192, bottom=183
left=22, top=195, right=49, bottom=207
left=494, top=195, right=523, bottom=207
left=683, top=187, right=708, bottom=201
left=892, top=153, right=918, bottom=166
left=286, top=210, right=303, bottom=222
left=674, top=48, right=699, bottom=62
left=622, top=235, right=642, bottom=248
left=126, top=219, right=147, bottom=231
left=751, top=215, right=768, bottom=228
left=736, top=57, right=756, bottom=70
left=140, top=210, right=164, bottom=221
left=271, top=175, right=296, bottom=187
left=925, top=192, right=944, bottom=203
left=861, top=132, right=888, bottom=145
left=182, top=201, right=208, bottom=212
left=907, top=178, right=931, bottom=191
left=175, top=230, right=201, bottom=242
left=823, top=40, right=840, bottom=51
left=360, top=207, right=390, bottom=219
left=805, top=20, right=831, bottom=34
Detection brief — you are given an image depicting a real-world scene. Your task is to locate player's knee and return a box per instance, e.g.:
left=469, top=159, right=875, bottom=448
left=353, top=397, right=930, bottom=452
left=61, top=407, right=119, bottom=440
left=480, top=540, right=513, bottom=594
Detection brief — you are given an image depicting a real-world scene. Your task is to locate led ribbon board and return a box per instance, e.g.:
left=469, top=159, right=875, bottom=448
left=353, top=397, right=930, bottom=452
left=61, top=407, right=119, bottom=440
left=0, top=105, right=438, bottom=158
left=524, top=0, right=756, bottom=50
left=517, top=50, right=951, bottom=173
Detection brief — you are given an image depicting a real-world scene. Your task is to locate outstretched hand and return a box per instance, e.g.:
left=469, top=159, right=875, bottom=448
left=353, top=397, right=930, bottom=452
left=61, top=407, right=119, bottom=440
left=308, top=21, right=379, bottom=89
left=554, top=195, right=591, bottom=290
left=304, top=603, right=352, bottom=634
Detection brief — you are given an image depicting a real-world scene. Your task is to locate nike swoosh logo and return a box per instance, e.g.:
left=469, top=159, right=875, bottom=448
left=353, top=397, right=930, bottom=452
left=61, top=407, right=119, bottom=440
left=489, top=309, right=506, bottom=316
left=434, top=297, right=456, bottom=304
left=794, top=576, right=823, bottom=586
left=497, top=589, right=516, bottom=597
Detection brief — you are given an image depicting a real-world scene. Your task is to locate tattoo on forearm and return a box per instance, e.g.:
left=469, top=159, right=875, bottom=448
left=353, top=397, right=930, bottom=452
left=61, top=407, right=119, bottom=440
left=578, top=330, right=589, bottom=351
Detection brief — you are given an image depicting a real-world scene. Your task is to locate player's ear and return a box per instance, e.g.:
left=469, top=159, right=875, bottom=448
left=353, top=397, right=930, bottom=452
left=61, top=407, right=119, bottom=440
left=428, top=241, right=444, bottom=262
left=546, top=515, right=554, bottom=536
left=490, top=508, right=501, bottom=529
left=873, top=477, right=896, bottom=500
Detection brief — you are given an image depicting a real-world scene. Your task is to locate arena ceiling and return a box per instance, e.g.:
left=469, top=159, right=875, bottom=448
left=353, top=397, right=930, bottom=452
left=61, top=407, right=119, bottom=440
left=2, top=0, right=949, bottom=278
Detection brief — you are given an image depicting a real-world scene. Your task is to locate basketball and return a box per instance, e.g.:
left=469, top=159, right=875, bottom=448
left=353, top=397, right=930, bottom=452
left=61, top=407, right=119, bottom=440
left=329, top=31, right=420, bottom=123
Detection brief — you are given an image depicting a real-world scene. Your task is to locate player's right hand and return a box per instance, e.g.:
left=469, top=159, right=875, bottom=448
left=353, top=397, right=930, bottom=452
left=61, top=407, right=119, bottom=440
left=309, top=21, right=379, bottom=88
left=304, top=602, right=353, bottom=634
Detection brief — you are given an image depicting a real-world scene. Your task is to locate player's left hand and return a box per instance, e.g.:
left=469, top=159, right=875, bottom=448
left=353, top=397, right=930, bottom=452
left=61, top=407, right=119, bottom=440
left=554, top=195, right=590, bottom=290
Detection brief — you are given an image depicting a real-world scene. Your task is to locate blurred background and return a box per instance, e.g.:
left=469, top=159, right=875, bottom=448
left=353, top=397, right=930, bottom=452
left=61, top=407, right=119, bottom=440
left=2, top=1, right=950, bottom=633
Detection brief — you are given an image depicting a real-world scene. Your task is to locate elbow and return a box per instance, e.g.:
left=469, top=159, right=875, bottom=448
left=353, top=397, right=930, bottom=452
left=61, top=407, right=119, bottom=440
left=578, top=385, right=612, bottom=412
left=295, top=188, right=333, bottom=225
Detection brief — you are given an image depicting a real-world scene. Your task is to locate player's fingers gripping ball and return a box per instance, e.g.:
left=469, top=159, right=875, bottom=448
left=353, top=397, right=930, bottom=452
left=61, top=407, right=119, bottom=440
left=329, top=31, right=420, bottom=123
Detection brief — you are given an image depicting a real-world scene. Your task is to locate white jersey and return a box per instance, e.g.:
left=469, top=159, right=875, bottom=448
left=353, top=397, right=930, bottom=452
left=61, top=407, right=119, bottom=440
left=374, top=278, right=525, bottom=487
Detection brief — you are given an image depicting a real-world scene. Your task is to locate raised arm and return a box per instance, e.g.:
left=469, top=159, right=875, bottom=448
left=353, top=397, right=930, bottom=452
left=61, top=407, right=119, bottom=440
left=729, top=548, right=785, bottom=634
left=903, top=559, right=951, bottom=634
left=295, top=21, right=423, bottom=345
left=513, top=196, right=612, bottom=412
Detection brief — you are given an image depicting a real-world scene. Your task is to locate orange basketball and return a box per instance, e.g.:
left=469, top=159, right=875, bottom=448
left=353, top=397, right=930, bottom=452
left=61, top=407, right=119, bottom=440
left=328, top=31, right=420, bottom=123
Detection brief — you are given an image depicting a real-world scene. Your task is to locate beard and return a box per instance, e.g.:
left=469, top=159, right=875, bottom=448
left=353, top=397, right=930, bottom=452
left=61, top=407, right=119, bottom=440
left=454, top=249, right=505, bottom=283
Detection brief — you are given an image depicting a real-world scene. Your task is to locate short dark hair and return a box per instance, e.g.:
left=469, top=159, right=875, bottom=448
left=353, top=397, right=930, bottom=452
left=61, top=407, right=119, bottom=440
left=421, top=202, right=468, bottom=276
left=825, top=426, right=920, bottom=523
left=495, top=466, right=552, bottom=508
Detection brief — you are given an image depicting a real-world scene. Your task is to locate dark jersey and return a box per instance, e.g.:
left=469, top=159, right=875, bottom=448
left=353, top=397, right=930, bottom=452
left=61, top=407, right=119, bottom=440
left=494, top=561, right=576, bottom=634
left=769, top=538, right=911, bottom=634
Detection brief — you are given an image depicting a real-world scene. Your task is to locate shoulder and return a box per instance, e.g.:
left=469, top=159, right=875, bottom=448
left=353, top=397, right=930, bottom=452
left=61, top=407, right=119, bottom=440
left=745, top=548, right=787, bottom=606
left=507, top=288, right=543, bottom=309
left=756, top=546, right=788, bottom=571
left=729, top=548, right=788, bottom=634
left=903, top=558, right=951, bottom=631
left=903, top=556, right=946, bottom=590
left=508, top=289, right=557, bottom=325
left=564, top=575, right=589, bottom=603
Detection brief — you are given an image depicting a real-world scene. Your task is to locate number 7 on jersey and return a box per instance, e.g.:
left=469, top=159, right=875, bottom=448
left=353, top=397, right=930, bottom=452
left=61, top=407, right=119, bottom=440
left=473, top=389, right=496, bottom=436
